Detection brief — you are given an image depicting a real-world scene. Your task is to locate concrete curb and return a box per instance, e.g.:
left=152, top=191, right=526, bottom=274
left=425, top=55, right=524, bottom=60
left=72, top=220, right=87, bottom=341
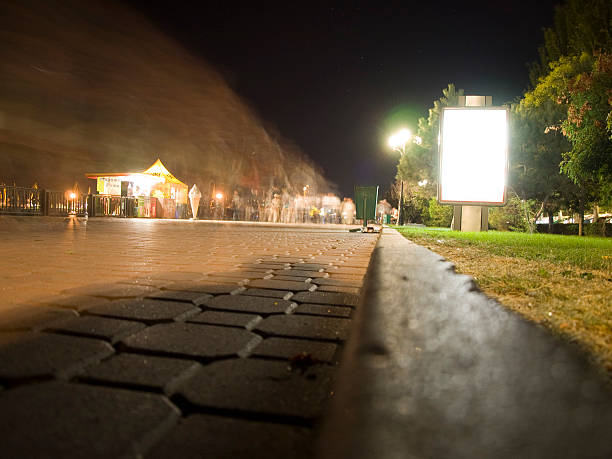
left=316, top=228, right=612, bottom=459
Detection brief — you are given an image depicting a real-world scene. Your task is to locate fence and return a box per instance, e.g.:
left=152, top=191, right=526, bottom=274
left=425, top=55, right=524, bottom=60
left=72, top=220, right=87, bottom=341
left=0, top=186, right=43, bottom=215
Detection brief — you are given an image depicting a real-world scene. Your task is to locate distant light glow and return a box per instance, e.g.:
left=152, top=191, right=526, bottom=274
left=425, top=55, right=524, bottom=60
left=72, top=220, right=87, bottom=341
left=215, top=192, right=223, bottom=200
left=388, top=128, right=412, bottom=149
left=439, top=108, right=507, bottom=205
left=69, top=192, right=76, bottom=199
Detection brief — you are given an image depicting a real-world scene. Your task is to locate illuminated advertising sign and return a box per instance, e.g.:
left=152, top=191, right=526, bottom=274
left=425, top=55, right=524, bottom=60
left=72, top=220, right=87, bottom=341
left=438, top=107, right=508, bottom=205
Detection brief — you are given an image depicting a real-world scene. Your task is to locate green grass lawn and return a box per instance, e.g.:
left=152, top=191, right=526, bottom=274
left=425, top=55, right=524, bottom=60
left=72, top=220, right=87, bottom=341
left=394, top=226, right=612, bottom=272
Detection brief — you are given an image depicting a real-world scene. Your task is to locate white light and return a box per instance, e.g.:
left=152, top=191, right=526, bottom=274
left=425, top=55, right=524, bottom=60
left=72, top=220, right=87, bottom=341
left=215, top=192, right=223, bottom=200
left=69, top=192, right=76, bottom=199
left=439, top=108, right=507, bottom=205
left=388, top=128, right=411, bottom=149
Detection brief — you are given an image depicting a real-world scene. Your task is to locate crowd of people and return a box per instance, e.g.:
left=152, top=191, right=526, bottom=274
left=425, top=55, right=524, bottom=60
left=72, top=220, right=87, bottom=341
left=199, top=188, right=357, bottom=224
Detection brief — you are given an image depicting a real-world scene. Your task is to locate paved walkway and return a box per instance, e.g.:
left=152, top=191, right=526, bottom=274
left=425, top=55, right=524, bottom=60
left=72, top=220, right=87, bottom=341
left=0, top=217, right=378, bottom=458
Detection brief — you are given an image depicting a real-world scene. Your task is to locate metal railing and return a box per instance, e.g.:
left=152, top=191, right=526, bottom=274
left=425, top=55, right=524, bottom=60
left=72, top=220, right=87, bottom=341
left=0, top=184, right=187, bottom=219
left=0, top=186, right=43, bottom=215
left=90, top=195, right=136, bottom=218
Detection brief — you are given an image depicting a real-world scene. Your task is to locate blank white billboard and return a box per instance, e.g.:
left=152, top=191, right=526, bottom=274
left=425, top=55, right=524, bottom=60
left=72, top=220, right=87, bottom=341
left=439, top=108, right=508, bottom=205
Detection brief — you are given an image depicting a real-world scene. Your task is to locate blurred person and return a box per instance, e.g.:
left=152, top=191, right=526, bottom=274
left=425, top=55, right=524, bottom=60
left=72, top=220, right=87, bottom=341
left=231, top=190, right=242, bottom=221
left=376, top=199, right=392, bottom=224
left=341, top=197, right=356, bottom=225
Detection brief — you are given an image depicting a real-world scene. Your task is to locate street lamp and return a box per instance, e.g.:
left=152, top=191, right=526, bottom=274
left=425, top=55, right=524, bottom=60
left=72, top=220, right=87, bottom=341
left=388, top=128, right=412, bottom=225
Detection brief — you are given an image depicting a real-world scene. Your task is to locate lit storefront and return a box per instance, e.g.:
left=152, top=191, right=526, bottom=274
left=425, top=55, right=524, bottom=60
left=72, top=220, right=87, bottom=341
left=86, top=159, right=188, bottom=218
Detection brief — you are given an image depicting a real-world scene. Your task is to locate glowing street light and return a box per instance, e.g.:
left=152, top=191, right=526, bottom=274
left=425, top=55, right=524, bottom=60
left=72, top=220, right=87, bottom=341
left=388, top=128, right=414, bottom=225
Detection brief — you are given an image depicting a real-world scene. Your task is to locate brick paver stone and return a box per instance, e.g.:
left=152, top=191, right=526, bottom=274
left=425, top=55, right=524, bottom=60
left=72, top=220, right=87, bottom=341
left=0, top=381, right=179, bottom=458
left=0, top=307, right=78, bottom=332
left=239, top=288, right=293, bottom=299
left=273, top=269, right=329, bottom=278
left=0, top=332, right=113, bottom=380
left=62, top=283, right=159, bottom=298
left=147, top=290, right=212, bottom=305
left=204, top=295, right=295, bottom=314
left=187, top=311, right=262, bottom=329
left=317, top=285, right=361, bottom=294
left=248, top=279, right=312, bottom=291
left=176, top=359, right=335, bottom=420
left=148, top=414, right=313, bottom=459
left=147, top=272, right=206, bottom=282
left=78, top=353, right=202, bottom=395
left=163, top=282, right=240, bottom=295
left=45, top=295, right=113, bottom=312
left=291, top=291, right=359, bottom=307
left=256, top=315, right=351, bottom=341
left=45, top=316, right=146, bottom=343
left=122, top=323, right=262, bottom=359
left=313, top=277, right=362, bottom=287
left=294, top=303, right=353, bottom=318
left=290, top=263, right=331, bottom=271
left=251, top=337, right=338, bottom=362
left=87, top=299, right=200, bottom=323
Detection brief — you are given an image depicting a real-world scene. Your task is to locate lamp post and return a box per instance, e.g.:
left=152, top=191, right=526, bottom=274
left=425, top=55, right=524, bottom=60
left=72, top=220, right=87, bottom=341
left=388, top=128, right=412, bottom=226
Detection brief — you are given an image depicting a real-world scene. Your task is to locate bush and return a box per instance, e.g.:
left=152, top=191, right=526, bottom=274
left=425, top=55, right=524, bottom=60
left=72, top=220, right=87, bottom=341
left=488, top=195, right=531, bottom=232
left=536, top=222, right=612, bottom=237
left=426, top=198, right=453, bottom=227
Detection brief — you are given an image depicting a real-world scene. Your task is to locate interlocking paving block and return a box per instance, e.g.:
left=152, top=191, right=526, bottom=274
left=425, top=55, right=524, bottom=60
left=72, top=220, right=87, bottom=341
left=308, top=256, right=346, bottom=263
left=204, top=295, right=294, bottom=314
left=251, top=337, right=338, bottom=362
left=147, top=290, right=212, bottom=304
left=45, top=295, right=112, bottom=312
left=248, top=279, right=311, bottom=291
left=188, top=311, right=262, bottom=329
left=317, top=285, right=361, bottom=294
left=147, top=271, right=206, bottom=281
left=62, top=283, right=158, bottom=299
left=176, top=359, right=335, bottom=420
left=240, top=288, right=292, bottom=299
left=207, top=271, right=269, bottom=279
left=163, top=282, right=239, bottom=295
left=0, top=307, right=78, bottom=332
left=0, top=381, right=179, bottom=458
left=256, top=315, right=351, bottom=341
left=204, top=275, right=250, bottom=284
left=0, top=332, right=113, bottom=380
left=239, top=263, right=287, bottom=270
left=78, top=353, right=201, bottom=395
left=274, top=269, right=328, bottom=278
left=272, top=275, right=312, bottom=282
left=87, top=299, right=200, bottom=323
left=313, top=277, right=362, bottom=287
left=259, top=257, right=304, bottom=263
left=292, top=263, right=332, bottom=271
left=123, top=323, right=261, bottom=359
left=117, top=277, right=172, bottom=288
left=294, top=303, right=353, bottom=318
left=45, top=316, right=146, bottom=343
left=148, top=414, right=313, bottom=459
left=326, top=266, right=368, bottom=275
left=328, top=272, right=365, bottom=280
left=291, top=291, right=359, bottom=307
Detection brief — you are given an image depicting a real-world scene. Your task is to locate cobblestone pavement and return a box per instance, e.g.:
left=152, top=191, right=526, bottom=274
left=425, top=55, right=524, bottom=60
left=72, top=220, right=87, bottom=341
left=0, top=217, right=378, bottom=458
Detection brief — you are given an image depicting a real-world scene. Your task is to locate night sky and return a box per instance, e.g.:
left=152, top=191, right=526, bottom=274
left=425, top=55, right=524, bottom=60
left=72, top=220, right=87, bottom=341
left=124, top=0, right=560, bottom=197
